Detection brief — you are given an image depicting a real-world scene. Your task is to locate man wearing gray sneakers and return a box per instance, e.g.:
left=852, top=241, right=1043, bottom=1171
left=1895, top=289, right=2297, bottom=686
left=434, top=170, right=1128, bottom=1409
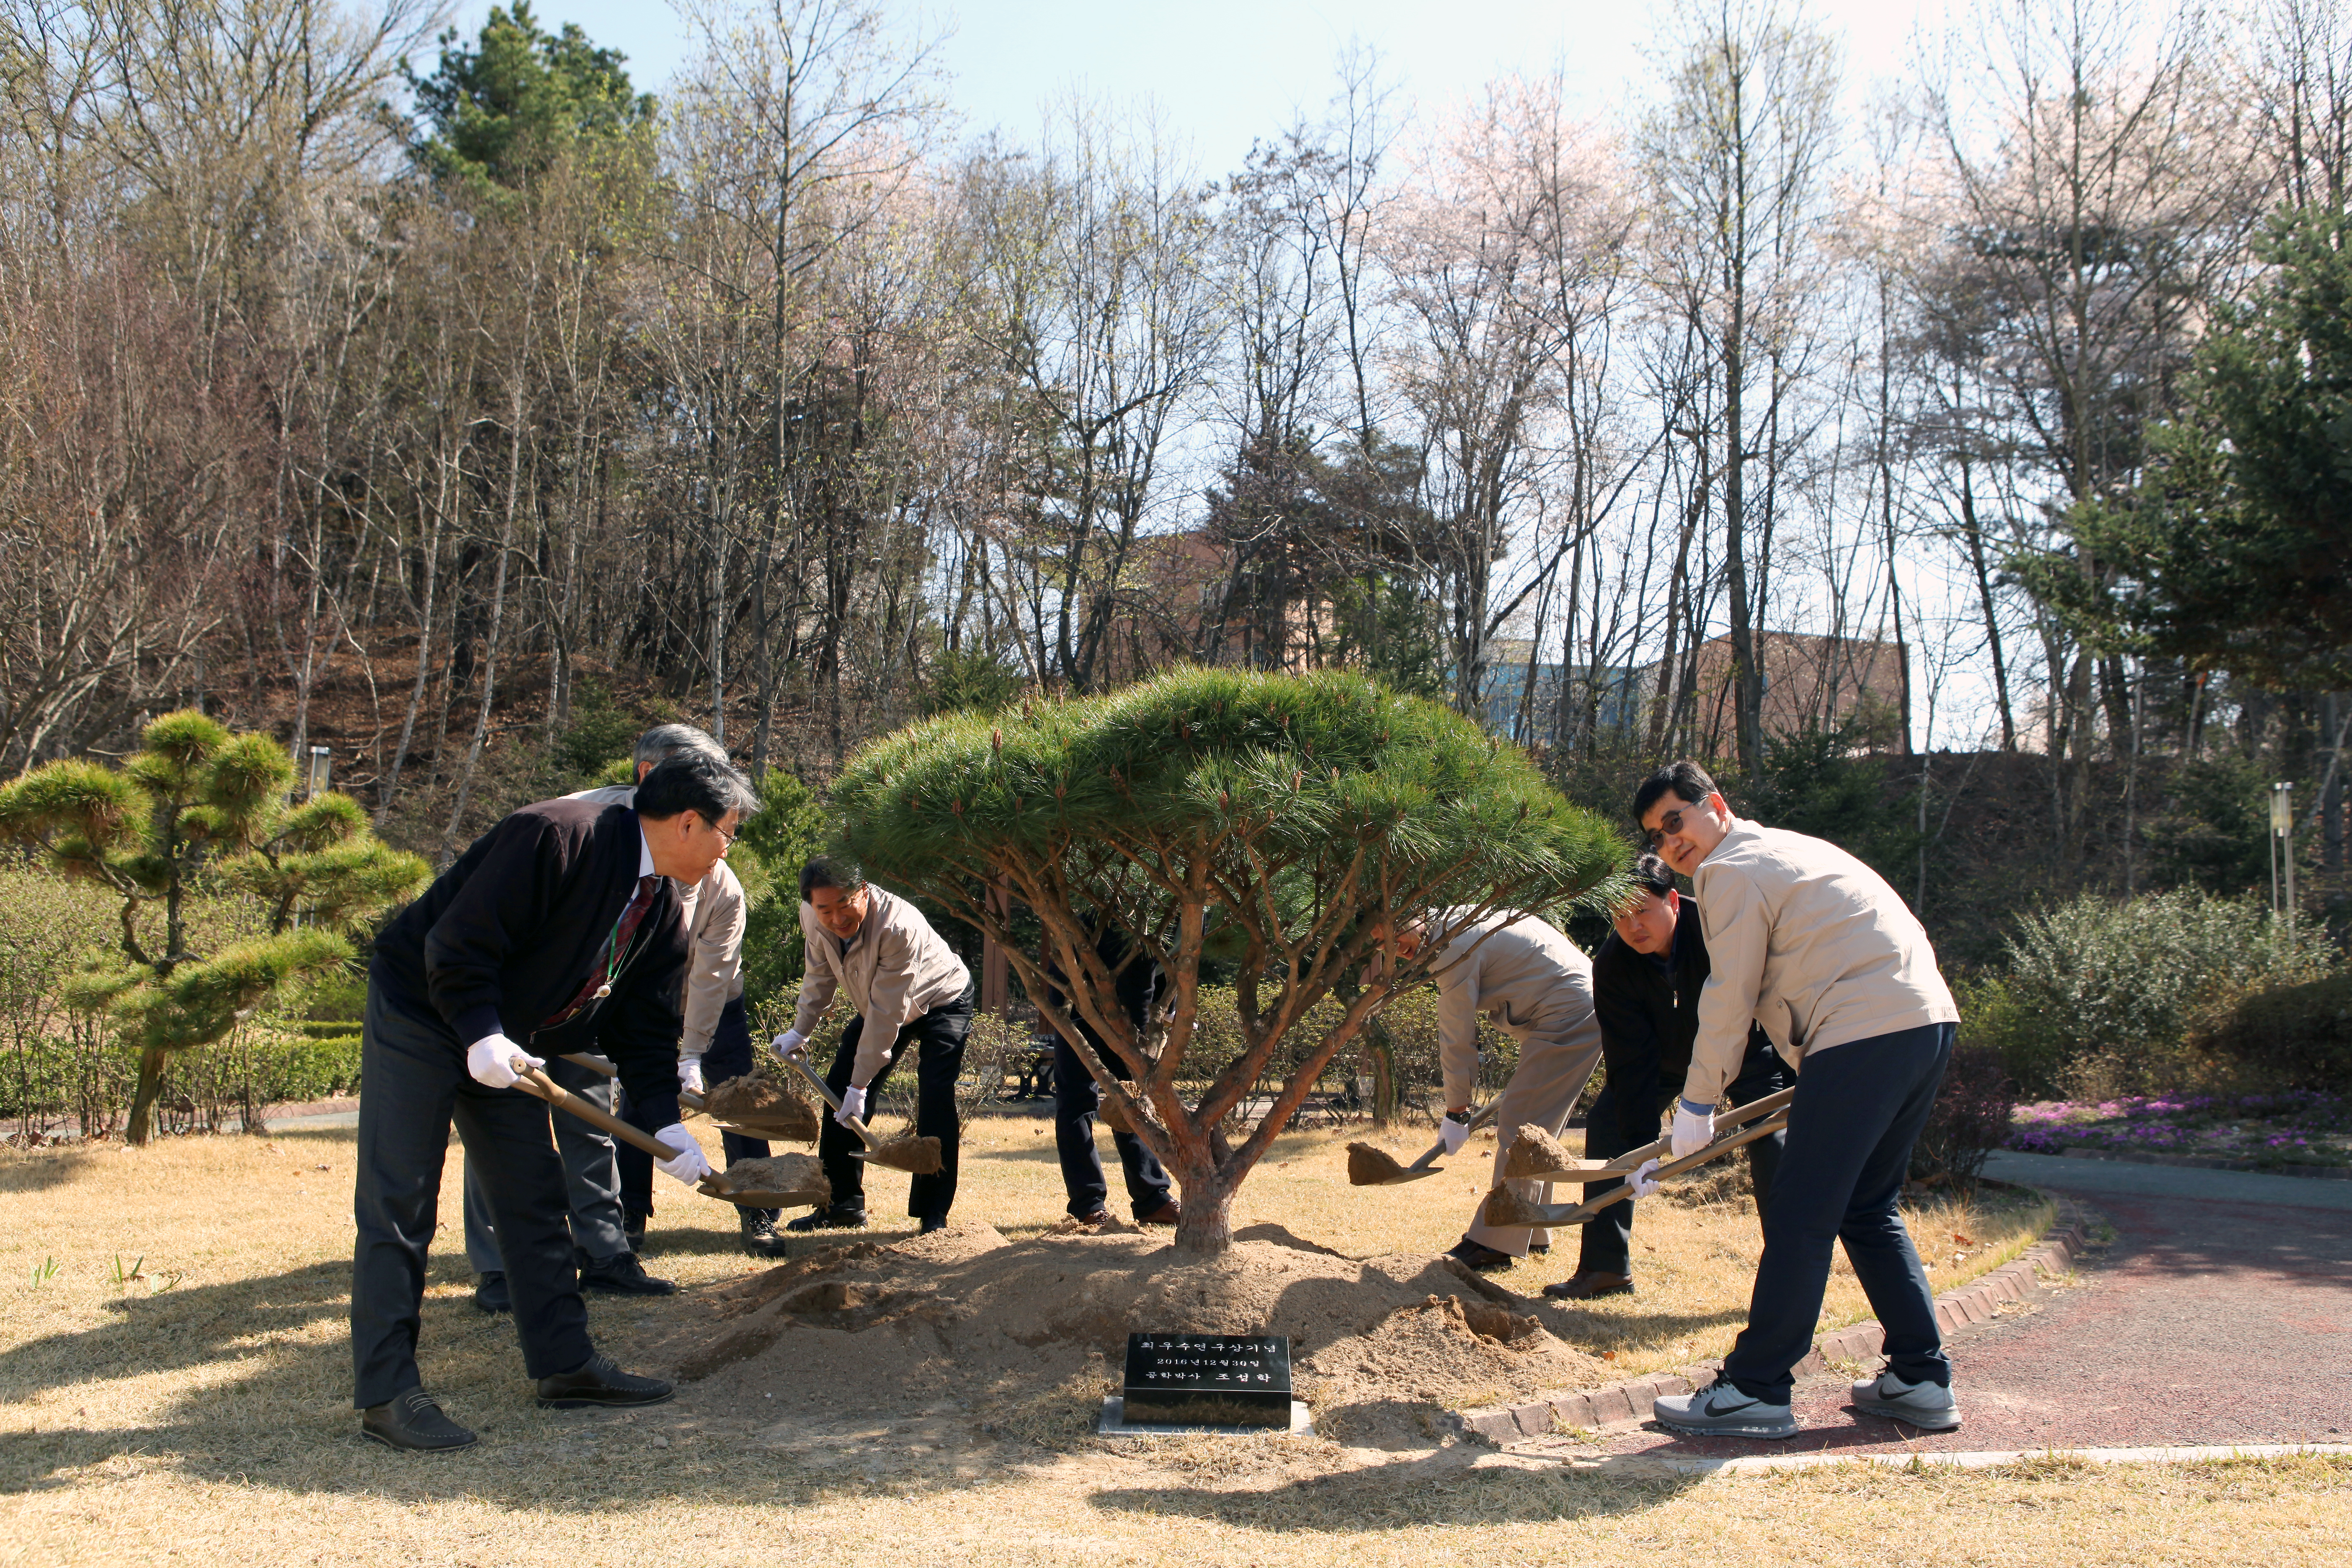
left=1636, top=761, right=1963, bottom=1440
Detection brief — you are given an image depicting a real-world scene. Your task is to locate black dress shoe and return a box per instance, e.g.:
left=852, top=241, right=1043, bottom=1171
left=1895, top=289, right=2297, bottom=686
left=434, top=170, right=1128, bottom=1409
left=740, top=1211, right=790, bottom=1258
left=536, top=1352, right=674, bottom=1410
left=784, top=1202, right=867, bottom=1233
left=623, top=1208, right=650, bottom=1252
left=919, top=1216, right=949, bottom=1234
left=1446, top=1237, right=1516, bottom=1273
left=360, top=1388, right=477, bottom=1451
left=473, top=1271, right=511, bottom=1314
left=578, top=1252, right=678, bottom=1296
left=1543, top=1271, right=1634, bottom=1300
left=1525, top=1241, right=1551, bottom=1257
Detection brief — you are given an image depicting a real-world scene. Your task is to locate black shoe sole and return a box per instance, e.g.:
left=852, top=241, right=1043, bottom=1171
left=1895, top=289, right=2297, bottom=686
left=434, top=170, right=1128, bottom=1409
left=360, top=1424, right=477, bottom=1452
left=579, top=1281, right=679, bottom=1297
left=536, top=1386, right=676, bottom=1411
left=472, top=1296, right=511, bottom=1315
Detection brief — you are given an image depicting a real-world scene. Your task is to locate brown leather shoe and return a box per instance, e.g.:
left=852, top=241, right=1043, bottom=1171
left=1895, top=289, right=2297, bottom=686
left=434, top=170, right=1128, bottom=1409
left=1542, top=1271, right=1634, bottom=1300
left=1071, top=1207, right=1113, bottom=1225
left=1137, top=1200, right=1181, bottom=1226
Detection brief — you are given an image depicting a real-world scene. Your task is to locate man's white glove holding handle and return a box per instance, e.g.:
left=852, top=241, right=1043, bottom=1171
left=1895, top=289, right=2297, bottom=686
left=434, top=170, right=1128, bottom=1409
left=466, top=1034, right=544, bottom=1089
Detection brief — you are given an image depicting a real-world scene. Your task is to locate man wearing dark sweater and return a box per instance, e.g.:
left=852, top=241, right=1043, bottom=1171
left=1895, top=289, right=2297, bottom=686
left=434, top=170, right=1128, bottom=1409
left=351, top=751, right=758, bottom=1452
left=1048, top=919, right=1178, bottom=1227
left=1545, top=854, right=1790, bottom=1301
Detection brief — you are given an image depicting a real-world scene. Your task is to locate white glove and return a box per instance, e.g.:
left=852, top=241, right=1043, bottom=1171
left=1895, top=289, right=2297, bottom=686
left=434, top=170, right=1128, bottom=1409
left=1628, top=1157, right=1663, bottom=1199
left=678, top=1057, right=705, bottom=1094
left=1438, top=1114, right=1470, bottom=1155
left=836, top=1083, right=867, bottom=1127
left=771, top=1029, right=807, bottom=1062
left=466, top=1034, right=544, bottom=1089
left=1671, top=1100, right=1715, bottom=1160
left=653, top=1123, right=712, bottom=1184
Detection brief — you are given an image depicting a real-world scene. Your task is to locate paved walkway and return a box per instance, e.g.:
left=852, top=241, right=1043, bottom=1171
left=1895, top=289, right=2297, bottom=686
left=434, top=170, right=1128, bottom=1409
left=1580, top=1150, right=2352, bottom=1460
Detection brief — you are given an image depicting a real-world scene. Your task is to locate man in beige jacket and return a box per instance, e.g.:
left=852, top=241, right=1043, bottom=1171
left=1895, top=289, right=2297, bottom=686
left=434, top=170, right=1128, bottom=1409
left=1390, top=908, right=1603, bottom=1272
left=773, top=858, right=973, bottom=1233
left=1637, top=761, right=1963, bottom=1442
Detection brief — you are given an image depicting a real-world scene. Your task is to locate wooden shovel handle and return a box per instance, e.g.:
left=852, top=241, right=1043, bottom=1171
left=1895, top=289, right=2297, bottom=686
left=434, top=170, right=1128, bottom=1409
left=562, top=1050, right=714, bottom=1119
left=1547, top=1112, right=1790, bottom=1227
left=511, top=1061, right=678, bottom=1163
left=1582, top=1083, right=1797, bottom=1179
left=780, top=1052, right=887, bottom=1154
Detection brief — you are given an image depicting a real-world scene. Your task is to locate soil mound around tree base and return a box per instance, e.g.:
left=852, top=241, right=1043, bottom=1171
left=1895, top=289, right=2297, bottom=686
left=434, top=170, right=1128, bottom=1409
left=655, top=1222, right=1609, bottom=1446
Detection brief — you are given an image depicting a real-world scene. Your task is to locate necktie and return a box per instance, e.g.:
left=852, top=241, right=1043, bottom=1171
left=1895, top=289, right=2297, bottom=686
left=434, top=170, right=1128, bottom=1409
left=542, top=874, right=660, bottom=1033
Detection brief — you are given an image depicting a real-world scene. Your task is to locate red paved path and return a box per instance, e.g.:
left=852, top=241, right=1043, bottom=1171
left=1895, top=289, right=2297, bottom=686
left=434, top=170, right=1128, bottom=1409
left=1594, top=1152, right=2352, bottom=1459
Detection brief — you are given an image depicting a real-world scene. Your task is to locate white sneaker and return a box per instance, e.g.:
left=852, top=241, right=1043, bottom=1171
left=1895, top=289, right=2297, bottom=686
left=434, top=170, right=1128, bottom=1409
left=1851, top=1371, right=1961, bottom=1431
left=1653, top=1378, right=1798, bottom=1439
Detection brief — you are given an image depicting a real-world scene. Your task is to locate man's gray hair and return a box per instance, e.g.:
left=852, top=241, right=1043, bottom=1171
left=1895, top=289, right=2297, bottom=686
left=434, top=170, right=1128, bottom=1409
left=634, top=722, right=727, bottom=770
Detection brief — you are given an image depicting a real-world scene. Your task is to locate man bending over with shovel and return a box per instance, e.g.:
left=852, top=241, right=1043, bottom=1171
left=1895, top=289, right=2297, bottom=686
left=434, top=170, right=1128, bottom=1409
left=772, top=859, right=974, bottom=1234
left=1387, top=908, right=1603, bottom=1274
left=1638, top=761, right=1962, bottom=1440
left=351, top=749, right=757, bottom=1452
left=1544, top=854, right=1790, bottom=1301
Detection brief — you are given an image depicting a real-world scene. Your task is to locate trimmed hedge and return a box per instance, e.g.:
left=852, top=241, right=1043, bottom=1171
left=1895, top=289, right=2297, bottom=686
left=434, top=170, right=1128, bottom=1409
left=2197, top=973, right=2352, bottom=1092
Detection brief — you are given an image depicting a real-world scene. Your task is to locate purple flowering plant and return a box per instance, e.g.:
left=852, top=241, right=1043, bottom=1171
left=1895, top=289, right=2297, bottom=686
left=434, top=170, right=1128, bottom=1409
left=2007, top=1088, right=2348, bottom=1168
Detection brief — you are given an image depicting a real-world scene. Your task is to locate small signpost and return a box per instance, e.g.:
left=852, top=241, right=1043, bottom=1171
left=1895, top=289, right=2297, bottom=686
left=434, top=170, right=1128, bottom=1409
left=1099, top=1332, right=1307, bottom=1435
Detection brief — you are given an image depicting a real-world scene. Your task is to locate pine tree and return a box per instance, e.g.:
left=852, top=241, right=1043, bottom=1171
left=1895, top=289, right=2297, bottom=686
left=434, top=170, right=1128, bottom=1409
left=0, top=712, right=429, bottom=1144
left=831, top=668, right=1625, bottom=1254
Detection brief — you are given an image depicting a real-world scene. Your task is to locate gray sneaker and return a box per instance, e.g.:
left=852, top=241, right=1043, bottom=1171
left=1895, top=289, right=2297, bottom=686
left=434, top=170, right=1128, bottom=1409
left=1653, top=1378, right=1798, bottom=1439
left=1851, top=1371, right=1961, bottom=1431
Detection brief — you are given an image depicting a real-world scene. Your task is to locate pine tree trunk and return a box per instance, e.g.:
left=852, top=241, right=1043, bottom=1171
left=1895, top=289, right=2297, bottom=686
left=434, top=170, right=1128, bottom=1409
left=1172, top=1171, right=1237, bottom=1255
left=126, top=1047, right=168, bottom=1147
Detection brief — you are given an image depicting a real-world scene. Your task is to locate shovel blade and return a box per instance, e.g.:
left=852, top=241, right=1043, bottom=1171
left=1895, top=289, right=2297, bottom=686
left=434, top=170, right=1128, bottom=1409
left=1346, top=1141, right=1442, bottom=1186
left=862, top=1135, right=944, bottom=1176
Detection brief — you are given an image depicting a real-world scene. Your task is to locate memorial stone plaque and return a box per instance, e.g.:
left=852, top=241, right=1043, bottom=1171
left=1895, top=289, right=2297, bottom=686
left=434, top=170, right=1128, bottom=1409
left=1121, top=1332, right=1292, bottom=1428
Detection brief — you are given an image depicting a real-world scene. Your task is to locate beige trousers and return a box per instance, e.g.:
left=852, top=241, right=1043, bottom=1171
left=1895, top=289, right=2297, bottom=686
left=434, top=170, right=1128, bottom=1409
left=1460, top=1008, right=1605, bottom=1256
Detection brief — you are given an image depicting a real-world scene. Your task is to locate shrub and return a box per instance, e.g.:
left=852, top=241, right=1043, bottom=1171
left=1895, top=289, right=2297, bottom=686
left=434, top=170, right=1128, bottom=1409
left=1981, top=889, right=2338, bottom=1096
left=1910, top=1042, right=2017, bottom=1197
left=2195, top=973, right=2352, bottom=1092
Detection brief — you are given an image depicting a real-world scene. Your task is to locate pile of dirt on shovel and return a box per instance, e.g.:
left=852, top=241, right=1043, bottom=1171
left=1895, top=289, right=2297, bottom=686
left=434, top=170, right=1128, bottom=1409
left=652, top=1222, right=1611, bottom=1446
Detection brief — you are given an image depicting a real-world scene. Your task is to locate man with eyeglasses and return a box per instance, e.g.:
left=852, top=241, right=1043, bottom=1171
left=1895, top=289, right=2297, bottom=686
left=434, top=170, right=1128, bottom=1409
left=462, top=726, right=778, bottom=1310
left=351, top=748, right=757, bottom=1451
left=1634, top=761, right=1961, bottom=1441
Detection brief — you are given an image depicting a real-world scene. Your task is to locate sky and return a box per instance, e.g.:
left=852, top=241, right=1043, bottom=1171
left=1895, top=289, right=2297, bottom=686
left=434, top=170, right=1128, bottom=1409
left=445, top=0, right=1949, bottom=175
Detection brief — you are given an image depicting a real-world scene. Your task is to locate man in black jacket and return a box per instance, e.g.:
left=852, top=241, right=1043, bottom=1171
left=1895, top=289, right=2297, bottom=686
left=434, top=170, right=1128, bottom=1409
left=351, top=751, right=757, bottom=1452
left=1544, top=854, right=1789, bottom=1301
left=1048, top=920, right=1178, bottom=1227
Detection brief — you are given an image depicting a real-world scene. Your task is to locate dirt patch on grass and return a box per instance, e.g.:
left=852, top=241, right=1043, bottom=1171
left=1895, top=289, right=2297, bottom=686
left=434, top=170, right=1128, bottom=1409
left=656, top=1223, right=1606, bottom=1447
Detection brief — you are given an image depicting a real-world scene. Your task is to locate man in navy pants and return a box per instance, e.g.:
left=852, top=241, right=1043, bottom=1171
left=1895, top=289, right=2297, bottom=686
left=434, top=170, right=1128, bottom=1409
left=1636, top=761, right=1962, bottom=1440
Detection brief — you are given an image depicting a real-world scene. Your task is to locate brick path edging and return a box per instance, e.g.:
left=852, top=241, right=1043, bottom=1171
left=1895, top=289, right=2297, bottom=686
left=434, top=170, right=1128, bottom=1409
left=1457, top=1212, right=2094, bottom=1445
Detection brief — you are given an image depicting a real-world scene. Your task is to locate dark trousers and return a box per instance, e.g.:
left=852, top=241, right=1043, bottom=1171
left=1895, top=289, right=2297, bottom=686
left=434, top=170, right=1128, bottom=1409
left=1053, top=1033, right=1172, bottom=1220
left=350, top=976, right=593, bottom=1409
left=1576, top=1036, right=1790, bottom=1277
left=1722, top=1021, right=1956, bottom=1405
left=701, top=995, right=773, bottom=1222
left=818, top=985, right=974, bottom=1222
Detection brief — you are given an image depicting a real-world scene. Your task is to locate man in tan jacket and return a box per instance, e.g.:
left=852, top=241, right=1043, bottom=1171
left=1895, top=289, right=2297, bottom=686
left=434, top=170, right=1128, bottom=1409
left=1389, top=908, right=1603, bottom=1272
left=772, top=858, right=973, bottom=1233
left=1637, top=761, right=1962, bottom=1442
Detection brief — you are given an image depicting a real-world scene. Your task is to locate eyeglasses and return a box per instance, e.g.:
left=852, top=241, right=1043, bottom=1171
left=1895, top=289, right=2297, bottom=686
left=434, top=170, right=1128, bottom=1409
left=705, top=815, right=740, bottom=850
left=1642, top=807, right=1687, bottom=852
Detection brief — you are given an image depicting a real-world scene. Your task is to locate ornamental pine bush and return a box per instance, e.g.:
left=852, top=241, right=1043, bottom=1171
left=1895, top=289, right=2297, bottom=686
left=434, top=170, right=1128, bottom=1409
left=828, top=668, right=1625, bottom=1253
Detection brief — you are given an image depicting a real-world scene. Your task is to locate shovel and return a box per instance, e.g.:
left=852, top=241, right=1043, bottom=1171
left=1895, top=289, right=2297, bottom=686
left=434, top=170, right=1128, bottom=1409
left=1480, top=1109, right=1790, bottom=1231
left=559, top=1052, right=817, bottom=1142
left=1502, top=1084, right=1796, bottom=1183
left=779, top=1054, right=945, bottom=1177
left=506, top=1058, right=791, bottom=1210
left=1345, top=1099, right=1503, bottom=1186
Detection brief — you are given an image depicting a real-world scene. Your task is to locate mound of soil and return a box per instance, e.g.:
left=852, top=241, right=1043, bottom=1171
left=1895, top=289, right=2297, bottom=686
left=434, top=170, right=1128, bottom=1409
left=656, top=1222, right=1609, bottom=1446
left=703, top=1075, right=820, bottom=1141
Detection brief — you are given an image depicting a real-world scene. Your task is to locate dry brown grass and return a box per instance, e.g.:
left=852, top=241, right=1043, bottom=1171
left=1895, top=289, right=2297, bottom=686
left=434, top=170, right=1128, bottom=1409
left=5, top=1117, right=2339, bottom=1567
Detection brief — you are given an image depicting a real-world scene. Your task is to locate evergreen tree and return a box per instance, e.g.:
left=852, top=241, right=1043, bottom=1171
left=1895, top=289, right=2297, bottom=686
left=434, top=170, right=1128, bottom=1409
left=0, top=713, right=428, bottom=1144
left=402, top=2, right=655, bottom=192
left=829, top=668, right=1625, bottom=1254
left=2044, top=206, right=2352, bottom=691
